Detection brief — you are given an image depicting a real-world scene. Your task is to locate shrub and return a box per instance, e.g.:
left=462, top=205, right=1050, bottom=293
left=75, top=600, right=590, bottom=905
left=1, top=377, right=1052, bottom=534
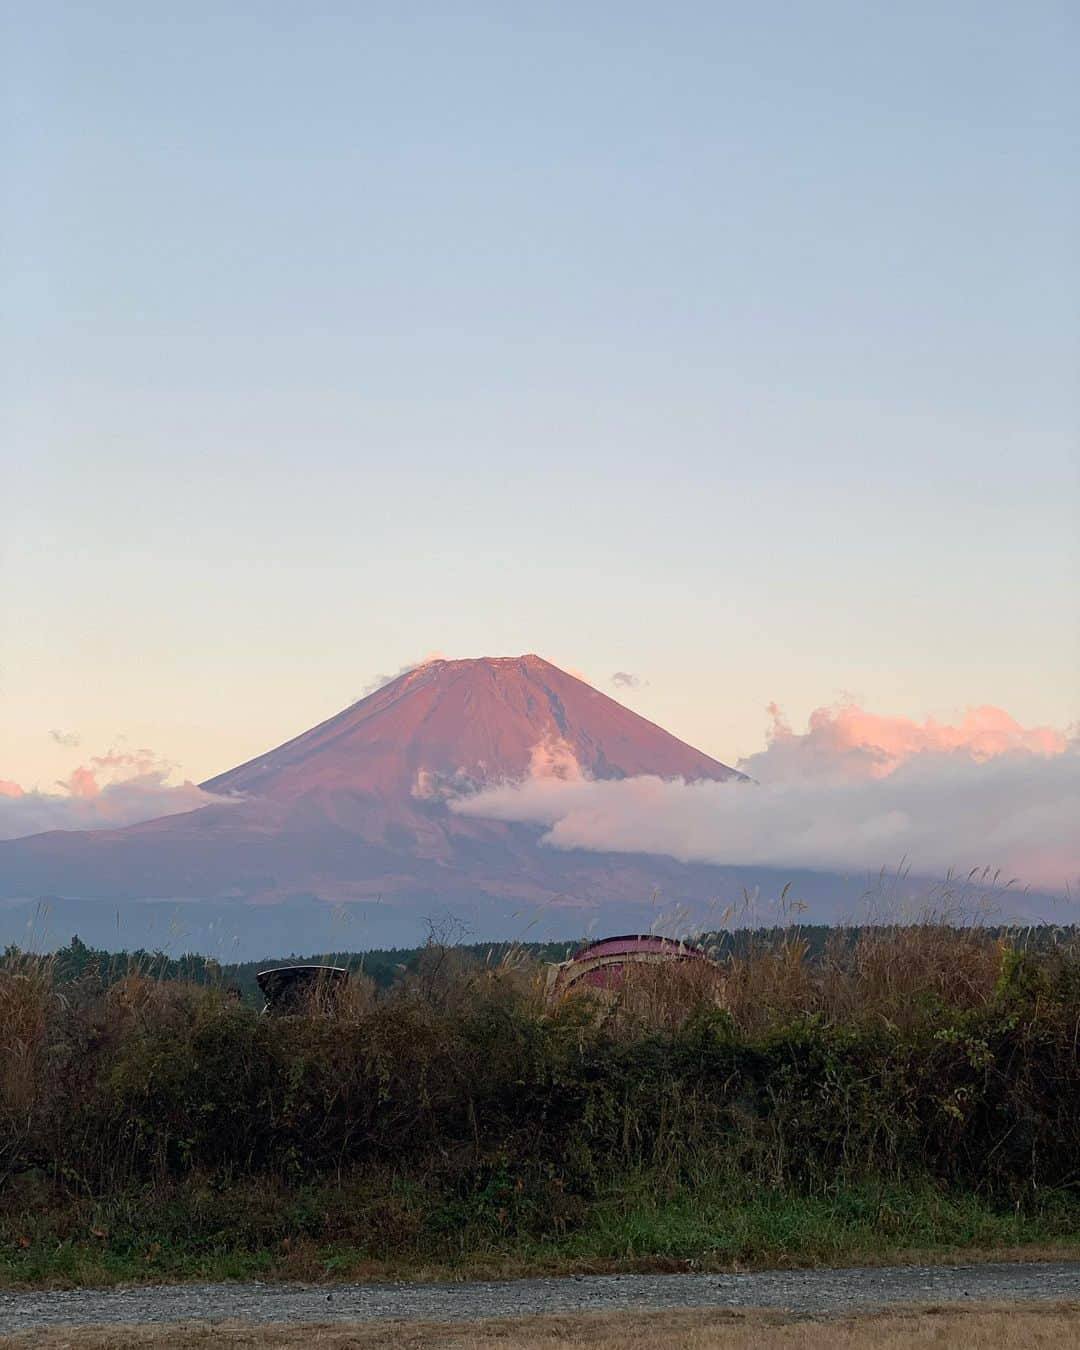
left=2, top=925, right=1079, bottom=1263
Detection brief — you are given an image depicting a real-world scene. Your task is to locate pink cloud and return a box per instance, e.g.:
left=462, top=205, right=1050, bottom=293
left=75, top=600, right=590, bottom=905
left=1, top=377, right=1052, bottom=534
left=740, top=702, right=1068, bottom=784
left=64, top=765, right=101, bottom=799
left=0, top=747, right=237, bottom=840
left=57, top=748, right=164, bottom=799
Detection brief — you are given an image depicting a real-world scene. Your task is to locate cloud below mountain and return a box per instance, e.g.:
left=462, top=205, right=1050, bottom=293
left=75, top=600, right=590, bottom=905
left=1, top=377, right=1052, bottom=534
left=451, top=704, right=1078, bottom=892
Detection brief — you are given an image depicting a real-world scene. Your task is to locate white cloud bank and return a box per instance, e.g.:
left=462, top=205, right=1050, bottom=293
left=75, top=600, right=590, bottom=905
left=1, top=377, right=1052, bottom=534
left=451, top=704, right=1079, bottom=893
left=2, top=701, right=1075, bottom=891
left=0, top=749, right=234, bottom=840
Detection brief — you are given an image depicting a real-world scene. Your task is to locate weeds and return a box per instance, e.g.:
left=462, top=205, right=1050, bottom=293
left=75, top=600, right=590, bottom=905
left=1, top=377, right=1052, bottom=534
left=2, top=923, right=1080, bottom=1285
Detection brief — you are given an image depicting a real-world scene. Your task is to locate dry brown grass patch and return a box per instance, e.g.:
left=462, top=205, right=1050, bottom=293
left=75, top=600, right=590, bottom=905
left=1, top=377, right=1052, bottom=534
left=5, top=1303, right=1080, bottom=1348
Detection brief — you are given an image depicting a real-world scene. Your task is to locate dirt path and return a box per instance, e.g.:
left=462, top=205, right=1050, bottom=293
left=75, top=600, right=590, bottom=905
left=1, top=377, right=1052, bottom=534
left=5, top=1304, right=1080, bottom=1349
left=2, top=1261, right=1078, bottom=1336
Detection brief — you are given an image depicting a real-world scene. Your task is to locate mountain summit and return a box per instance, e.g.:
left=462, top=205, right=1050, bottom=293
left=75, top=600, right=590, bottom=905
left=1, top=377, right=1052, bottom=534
left=203, top=655, right=743, bottom=802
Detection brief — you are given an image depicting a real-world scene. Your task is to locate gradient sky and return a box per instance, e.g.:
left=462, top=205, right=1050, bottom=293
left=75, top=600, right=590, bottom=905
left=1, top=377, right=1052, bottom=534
left=2, top=1, right=1077, bottom=792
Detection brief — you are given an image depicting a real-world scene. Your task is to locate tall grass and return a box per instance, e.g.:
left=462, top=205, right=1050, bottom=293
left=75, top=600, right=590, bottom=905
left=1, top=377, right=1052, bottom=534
left=2, top=921, right=1080, bottom=1283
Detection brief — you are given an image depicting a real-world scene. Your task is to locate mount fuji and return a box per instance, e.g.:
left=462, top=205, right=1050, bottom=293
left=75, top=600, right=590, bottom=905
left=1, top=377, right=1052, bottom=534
left=0, top=657, right=947, bottom=953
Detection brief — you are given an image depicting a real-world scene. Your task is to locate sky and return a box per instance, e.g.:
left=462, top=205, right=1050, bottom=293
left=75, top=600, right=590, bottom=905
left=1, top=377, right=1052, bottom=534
left=2, top=1, right=1077, bottom=796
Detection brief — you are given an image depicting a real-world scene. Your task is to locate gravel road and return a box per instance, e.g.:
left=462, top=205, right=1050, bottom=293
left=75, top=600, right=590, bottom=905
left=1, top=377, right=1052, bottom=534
left=2, top=1261, right=1079, bottom=1334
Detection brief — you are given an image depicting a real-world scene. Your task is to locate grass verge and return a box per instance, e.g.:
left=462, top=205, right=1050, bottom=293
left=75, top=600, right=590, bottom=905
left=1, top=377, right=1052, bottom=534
left=3, top=1179, right=1079, bottom=1289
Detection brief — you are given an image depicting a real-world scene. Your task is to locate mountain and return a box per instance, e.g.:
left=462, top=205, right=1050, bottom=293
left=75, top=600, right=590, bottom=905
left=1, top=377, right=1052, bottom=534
left=204, top=655, right=742, bottom=800
left=0, top=656, right=1018, bottom=954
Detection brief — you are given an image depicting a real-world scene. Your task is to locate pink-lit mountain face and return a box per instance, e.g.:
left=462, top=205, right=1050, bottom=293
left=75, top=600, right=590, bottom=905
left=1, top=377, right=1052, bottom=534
left=204, top=655, right=743, bottom=802
left=0, top=658, right=747, bottom=923
left=194, top=654, right=745, bottom=870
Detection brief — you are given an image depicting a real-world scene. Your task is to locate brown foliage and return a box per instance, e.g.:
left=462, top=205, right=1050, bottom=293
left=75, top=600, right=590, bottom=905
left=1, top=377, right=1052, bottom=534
left=3, top=923, right=1080, bottom=1222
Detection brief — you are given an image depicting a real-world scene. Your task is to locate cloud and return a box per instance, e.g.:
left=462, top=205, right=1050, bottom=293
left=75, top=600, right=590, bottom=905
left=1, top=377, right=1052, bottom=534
left=49, top=729, right=81, bottom=748
left=611, top=671, right=647, bottom=690
left=55, top=748, right=165, bottom=797
left=525, top=737, right=584, bottom=782
left=450, top=704, right=1078, bottom=893
left=412, top=766, right=480, bottom=802
left=740, top=701, right=1069, bottom=784
left=0, top=748, right=238, bottom=841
